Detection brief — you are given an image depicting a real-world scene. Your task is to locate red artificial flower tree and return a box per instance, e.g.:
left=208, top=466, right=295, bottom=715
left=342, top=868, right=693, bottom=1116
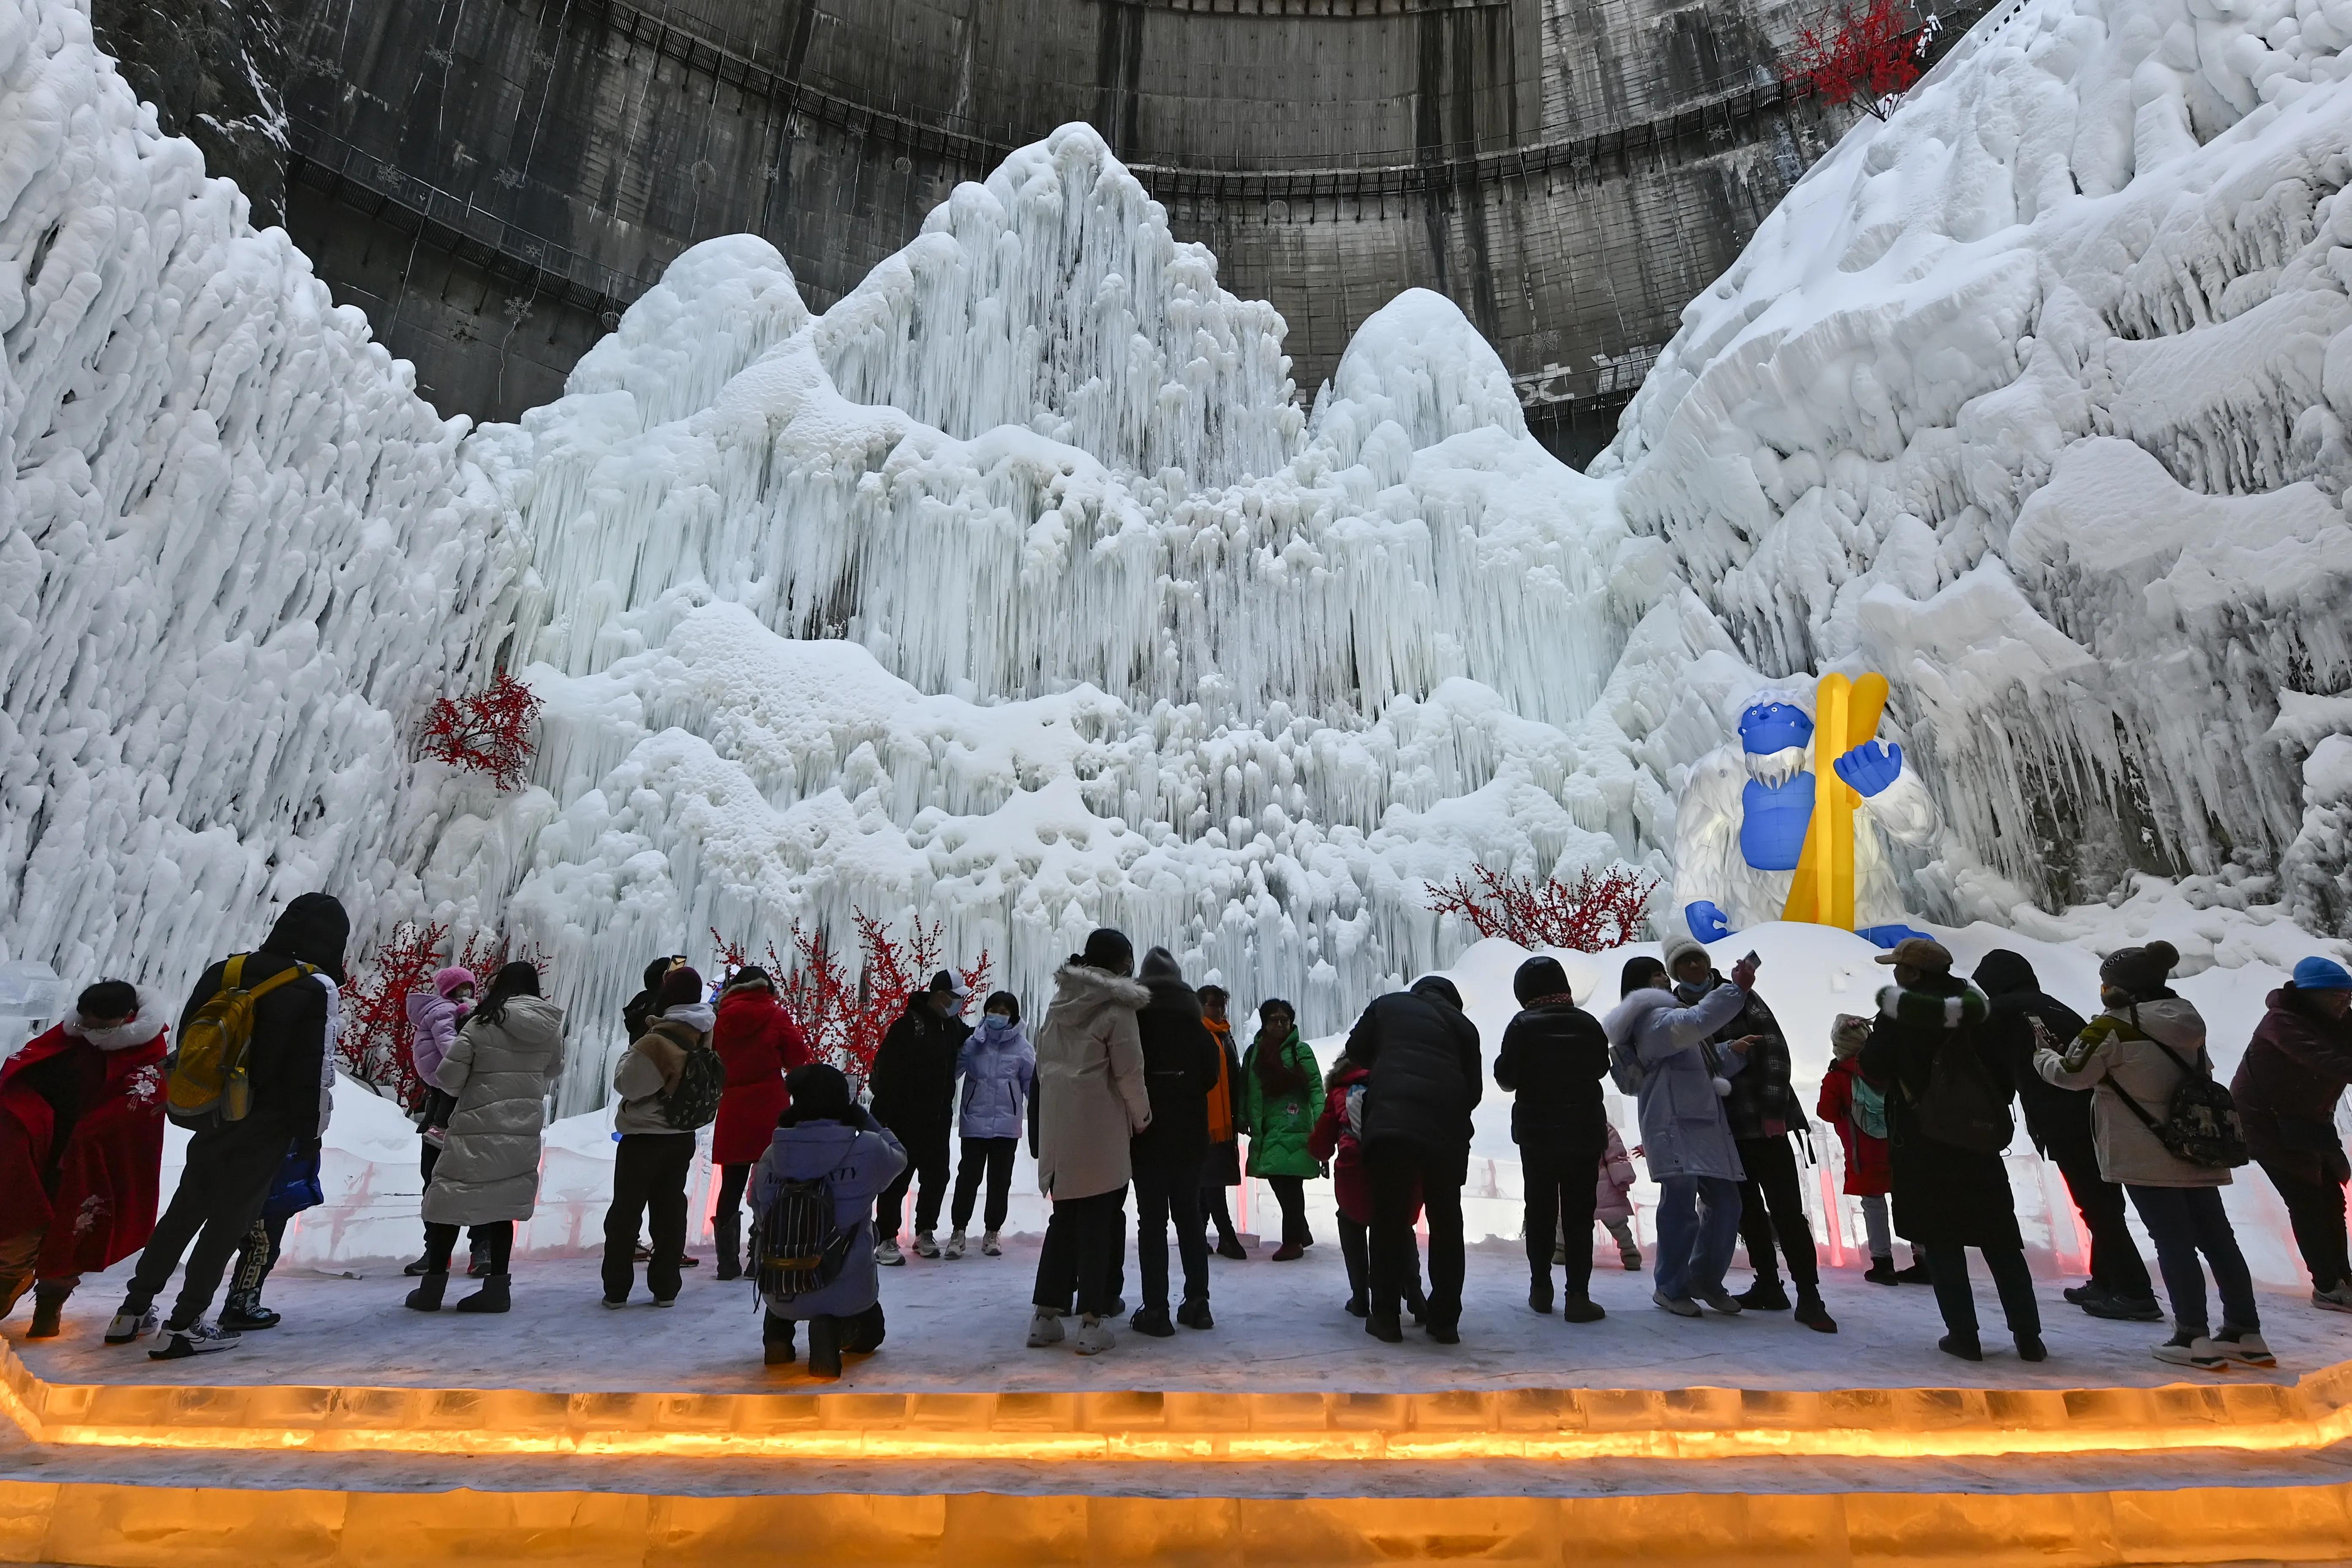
left=712, top=913, right=991, bottom=1092
left=419, top=670, right=544, bottom=790
left=1785, top=0, right=1935, bottom=120
left=340, top=921, right=544, bottom=1110
left=1425, top=865, right=1660, bottom=952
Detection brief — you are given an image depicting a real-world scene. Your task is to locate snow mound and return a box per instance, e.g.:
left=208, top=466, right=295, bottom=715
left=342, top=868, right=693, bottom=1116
left=0, top=0, right=517, bottom=988
left=1599, top=0, right=2352, bottom=926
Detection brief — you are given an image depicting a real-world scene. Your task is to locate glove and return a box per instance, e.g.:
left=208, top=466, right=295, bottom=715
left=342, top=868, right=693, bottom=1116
left=1685, top=901, right=1731, bottom=942
left=1833, top=740, right=1904, bottom=798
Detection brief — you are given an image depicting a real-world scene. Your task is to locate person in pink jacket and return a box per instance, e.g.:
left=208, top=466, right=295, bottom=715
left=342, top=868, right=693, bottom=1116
left=1595, top=1124, right=1641, bottom=1270
left=402, top=967, right=476, bottom=1276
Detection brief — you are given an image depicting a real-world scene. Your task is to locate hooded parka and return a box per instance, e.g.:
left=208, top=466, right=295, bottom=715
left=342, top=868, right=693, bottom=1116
left=1033, top=965, right=1152, bottom=1200
left=422, top=995, right=567, bottom=1225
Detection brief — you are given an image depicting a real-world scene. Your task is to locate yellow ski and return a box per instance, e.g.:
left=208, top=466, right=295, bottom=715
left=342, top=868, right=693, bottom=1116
left=1782, top=672, right=1889, bottom=928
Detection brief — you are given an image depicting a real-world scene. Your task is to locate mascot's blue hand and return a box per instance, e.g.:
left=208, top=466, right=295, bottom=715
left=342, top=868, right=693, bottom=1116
left=1857, top=923, right=1933, bottom=950
left=1685, top=901, right=1732, bottom=942
left=1833, top=740, right=1904, bottom=798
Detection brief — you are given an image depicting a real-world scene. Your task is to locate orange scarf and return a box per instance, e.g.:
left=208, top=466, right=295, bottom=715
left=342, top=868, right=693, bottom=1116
left=1203, top=1017, right=1235, bottom=1143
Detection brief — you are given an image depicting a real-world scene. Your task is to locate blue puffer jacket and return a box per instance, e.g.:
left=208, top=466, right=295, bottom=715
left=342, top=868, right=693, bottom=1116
left=956, top=1015, right=1036, bottom=1141
left=753, top=1111, right=907, bottom=1321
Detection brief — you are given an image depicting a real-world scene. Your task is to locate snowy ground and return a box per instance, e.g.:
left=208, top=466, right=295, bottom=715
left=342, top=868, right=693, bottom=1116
left=16, top=1233, right=2352, bottom=1399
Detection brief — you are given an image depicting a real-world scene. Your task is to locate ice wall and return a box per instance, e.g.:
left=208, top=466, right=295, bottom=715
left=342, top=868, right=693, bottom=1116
left=0, top=0, right=518, bottom=990
left=1597, top=0, right=2352, bottom=926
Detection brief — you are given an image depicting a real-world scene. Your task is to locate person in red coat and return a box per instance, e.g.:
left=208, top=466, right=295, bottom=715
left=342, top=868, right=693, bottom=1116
left=1308, top=1055, right=1424, bottom=1321
left=710, top=967, right=811, bottom=1279
left=0, top=980, right=169, bottom=1339
left=1816, top=1013, right=1911, bottom=1285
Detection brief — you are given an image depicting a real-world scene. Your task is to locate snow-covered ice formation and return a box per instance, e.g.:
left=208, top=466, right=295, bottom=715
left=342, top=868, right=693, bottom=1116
left=1597, top=0, right=2352, bottom=929
left=8, top=0, right=2352, bottom=1132
left=0, top=0, right=516, bottom=991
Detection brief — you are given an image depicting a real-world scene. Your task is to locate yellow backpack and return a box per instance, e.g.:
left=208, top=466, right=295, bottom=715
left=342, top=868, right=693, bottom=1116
left=165, top=954, right=314, bottom=1127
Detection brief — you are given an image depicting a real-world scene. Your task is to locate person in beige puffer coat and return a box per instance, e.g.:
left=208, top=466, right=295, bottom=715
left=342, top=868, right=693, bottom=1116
left=406, top=963, right=565, bottom=1315
left=1026, top=928, right=1152, bottom=1356
left=2036, top=941, right=2268, bottom=1372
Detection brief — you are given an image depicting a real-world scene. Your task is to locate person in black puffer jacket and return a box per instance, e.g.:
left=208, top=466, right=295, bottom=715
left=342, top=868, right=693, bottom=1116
left=1661, top=935, right=1833, bottom=1333
left=1345, top=976, right=1482, bottom=1344
left=2232, top=959, right=2352, bottom=1311
left=1974, top=948, right=2158, bottom=1321
left=1128, top=948, right=1221, bottom=1334
left=868, top=972, right=972, bottom=1261
left=1492, top=956, right=1610, bottom=1323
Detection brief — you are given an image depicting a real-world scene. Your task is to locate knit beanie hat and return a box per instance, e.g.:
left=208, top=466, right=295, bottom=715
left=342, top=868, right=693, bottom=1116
left=658, top=966, right=705, bottom=1008
left=2099, top=940, right=2178, bottom=1001
left=434, top=966, right=476, bottom=999
left=1514, top=955, right=1573, bottom=1005
left=2292, top=956, right=2352, bottom=992
left=1829, top=1014, right=1871, bottom=1059
left=1661, top=933, right=1710, bottom=977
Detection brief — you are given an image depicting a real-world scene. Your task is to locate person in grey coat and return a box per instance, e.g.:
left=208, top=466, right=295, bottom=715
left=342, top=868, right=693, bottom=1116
left=405, top=962, right=564, bottom=1314
left=1601, top=950, right=1759, bottom=1318
left=754, top=1064, right=908, bottom=1379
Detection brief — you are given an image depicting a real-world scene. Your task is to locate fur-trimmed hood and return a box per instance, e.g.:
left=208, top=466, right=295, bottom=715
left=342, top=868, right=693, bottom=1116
left=1876, top=982, right=1988, bottom=1031
left=1601, top=984, right=1677, bottom=1047
left=1050, top=963, right=1152, bottom=1014
left=65, top=988, right=169, bottom=1052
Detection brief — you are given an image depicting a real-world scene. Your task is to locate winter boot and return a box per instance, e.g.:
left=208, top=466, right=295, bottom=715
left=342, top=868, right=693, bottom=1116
left=807, top=1315, right=844, bottom=1380
left=27, top=1284, right=69, bottom=1339
left=1270, top=1242, right=1304, bottom=1262
left=1177, top=1297, right=1214, bottom=1330
left=149, top=1319, right=240, bottom=1359
left=1794, top=1291, right=1837, bottom=1334
left=943, top=1231, right=967, bottom=1260
left=1895, top=1252, right=1934, bottom=1285
left=1737, top=1276, right=1791, bottom=1311
left=1073, top=1315, right=1116, bottom=1355
left=1215, top=1235, right=1249, bottom=1261
left=1864, top=1255, right=1900, bottom=1286
left=981, top=1230, right=1003, bottom=1257
left=405, top=1271, right=450, bottom=1312
left=1404, top=1287, right=1429, bottom=1324
left=2016, top=1334, right=2048, bottom=1362
left=1344, top=1290, right=1369, bottom=1318
left=912, top=1231, right=941, bottom=1259
left=715, top=1250, right=743, bottom=1283
left=1365, top=1309, right=1405, bottom=1344
left=763, top=1315, right=797, bottom=1367
left=1938, top=1333, right=1984, bottom=1362
left=1620, top=1243, right=1643, bottom=1272
left=1130, top=1305, right=1176, bottom=1337
left=2213, top=1325, right=2276, bottom=1368
left=1026, top=1308, right=1065, bottom=1348
left=1560, top=1296, right=1606, bottom=1323
left=1425, top=1316, right=1461, bottom=1345
left=455, top=1274, right=511, bottom=1314
left=105, top=1301, right=156, bottom=1345
left=218, top=1289, right=280, bottom=1331
left=1529, top=1274, right=1555, bottom=1315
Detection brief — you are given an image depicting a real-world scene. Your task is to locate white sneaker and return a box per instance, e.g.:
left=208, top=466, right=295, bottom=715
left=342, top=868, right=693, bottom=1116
left=1073, top=1314, right=1115, bottom=1355
left=1651, top=1289, right=1701, bottom=1318
left=943, top=1231, right=967, bottom=1260
left=981, top=1230, right=1002, bottom=1257
left=1026, top=1308, right=1065, bottom=1348
left=912, top=1231, right=940, bottom=1259
left=148, top=1319, right=240, bottom=1360
left=2214, top=1326, right=2276, bottom=1368
left=874, top=1238, right=905, bottom=1266
left=2153, top=1332, right=2228, bottom=1370
left=104, top=1304, right=157, bottom=1344
left=2311, top=1282, right=2352, bottom=1313
left=1698, top=1288, right=1744, bottom=1315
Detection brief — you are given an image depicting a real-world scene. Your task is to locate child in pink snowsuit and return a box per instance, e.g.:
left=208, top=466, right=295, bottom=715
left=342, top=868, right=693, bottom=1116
left=1596, top=1123, right=1641, bottom=1269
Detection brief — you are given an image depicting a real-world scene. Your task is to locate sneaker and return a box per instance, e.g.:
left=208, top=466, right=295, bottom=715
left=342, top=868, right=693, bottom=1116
left=2083, top=1291, right=2165, bottom=1323
left=149, top=1320, right=240, bottom=1360
left=1561, top=1296, right=1606, bottom=1323
left=1794, top=1294, right=1838, bottom=1334
left=2213, top=1326, right=2276, bottom=1369
left=1698, top=1288, right=1744, bottom=1315
left=1269, top=1242, right=1304, bottom=1261
left=651, top=1296, right=676, bottom=1309
left=874, top=1238, right=906, bottom=1267
left=467, top=1247, right=490, bottom=1279
left=422, top=1125, right=447, bottom=1147
left=1736, top=1279, right=1790, bottom=1312
left=602, top=1296, right=629, bottom=1309
left=1026, top=1308, right=1065, bottom=1348
left=912, top=1231, right=941, bottom=1260
left=1130, top=1306, right=1176, bottom=1337
left=1620, top=1247, right=1642, bottom=1272
left=2061, top=1281, right=2104, bottom=1307
left=104, top=1304, right=157, bottom=1345
left=1073, top=1315, right=1115, bottom=1355
left=677, top=1254, right=700, bottom=1268
left=943, top=1231, right=967, bottom=1260
left=981, top=1231, right=1002, bottom=1257
left=2153, top=1331, right=2228, bottom=1371
left=1552, top=1241, right=1568, bottom=1266
left=1652, top=1289, right=1701, bottom=1318
left=218, top=1292, right=281, bottom=1332
left=1176, top=1298, right=1214, bottom=1330
left=402, top=1255, right=434, bottom=1278
left=1864, top=1257, right=1900, bottom=1286
left=2310, top=1282, right=2352, bottom=1313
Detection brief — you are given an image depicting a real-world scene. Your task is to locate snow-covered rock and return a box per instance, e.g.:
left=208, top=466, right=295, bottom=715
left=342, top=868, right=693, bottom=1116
left=1598, top=0, right=2352, bottom=927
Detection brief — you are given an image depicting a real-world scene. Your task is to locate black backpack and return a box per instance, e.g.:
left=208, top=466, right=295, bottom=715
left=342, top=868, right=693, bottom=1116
left=2104, top=1035, right=2250, bottom=1169
left=752, top=1173, right=855, bottom=1300
left=660, top=1036, right=727, bottom=1131
left=1909, top=1026, right=2014, bottom=1154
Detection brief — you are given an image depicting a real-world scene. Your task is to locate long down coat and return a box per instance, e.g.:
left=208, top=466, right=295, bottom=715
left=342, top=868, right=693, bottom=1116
left=1033, top=965, right=1152, bottom=1201
left=422, top=995, right=566, bottom=1226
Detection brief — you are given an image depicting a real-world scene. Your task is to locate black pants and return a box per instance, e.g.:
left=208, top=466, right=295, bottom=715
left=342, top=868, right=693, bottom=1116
left=875, top=1124, right=950, bottom=1241
left=951, top=1137, right=1018, bottom=1233
left=713, top=1162, right=752, bottom=1268
left=1339, top=1214, right=1425, bottom=1309
left=1266, top=1174, right=1312, bottom=1247
left=128, top=1121, right=293, bottom=1327
left=425, top=1218, right=513, bottom=1272
left=229, top=1213, right=290, bottom=1302
left=1522, top=1142, right=1603, bottom=1300
left=2049, top=1135, right=2154, bottom=1298
left=1200, top=1182, right=1240, bottom=1248
left=1925, top=1243, right=2041, bottom=1342
left=2257, top=1157, right=2350, bottom=1293
left=766, top=1302, right=885, bottom=1353
left=1366, top=1140, right=1465, bottom=1329
left=1032, top=1186, right=1126, bottom=1318
left=602, top=1134, right=695, bottom=1302
left=1734, top=1133, right=1819, bottom=1290
left=418, top=1140, right=486, bottom=1256
left=1133, top=1151, right=1209, bottom=1310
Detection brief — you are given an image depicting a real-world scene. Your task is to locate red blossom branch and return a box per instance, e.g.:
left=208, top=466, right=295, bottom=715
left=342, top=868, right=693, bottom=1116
left=712, top=914, right=991, bottom=1092
left=1784, top=0, right=1933, bottom=120
left=341, top=923, right=545, bottom=1110
left=1425, top=865, right=1660, bottom=951
left=419, top=670, right=543, bottom=790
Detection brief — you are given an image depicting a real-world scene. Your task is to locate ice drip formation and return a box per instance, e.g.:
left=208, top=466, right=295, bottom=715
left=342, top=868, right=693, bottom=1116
left=6, top=0, right=2352, bottom=1110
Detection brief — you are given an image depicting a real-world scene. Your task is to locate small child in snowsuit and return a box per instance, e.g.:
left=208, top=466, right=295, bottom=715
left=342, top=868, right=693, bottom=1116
left=1596, top=1123, right=1641, bottom=1269
left=1309, top=1053, right=1425, bottom=1320
left=1818, top=1013, right=1919, bottom=1285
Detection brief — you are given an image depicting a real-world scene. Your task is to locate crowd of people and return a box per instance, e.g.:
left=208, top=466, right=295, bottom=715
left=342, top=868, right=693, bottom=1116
left=5, top=900, right=2352, bottom=1384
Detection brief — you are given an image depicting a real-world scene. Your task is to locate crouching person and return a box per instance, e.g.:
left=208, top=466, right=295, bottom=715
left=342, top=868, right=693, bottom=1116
left=753, top=1064, right=907, bottom=1380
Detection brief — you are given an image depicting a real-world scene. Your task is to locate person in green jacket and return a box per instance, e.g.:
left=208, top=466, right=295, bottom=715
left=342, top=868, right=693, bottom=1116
left=1241, top=999, right=1323, bottom=1260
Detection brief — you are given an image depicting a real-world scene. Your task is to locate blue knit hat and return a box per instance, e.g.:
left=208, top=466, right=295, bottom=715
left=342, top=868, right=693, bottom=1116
left=2292, top=956, right=2352, bottom=992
